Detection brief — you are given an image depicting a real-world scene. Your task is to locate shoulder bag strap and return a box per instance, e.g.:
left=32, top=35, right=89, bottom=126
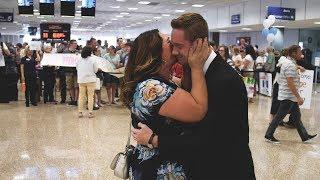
left=126, top=120, right=131, bottom=148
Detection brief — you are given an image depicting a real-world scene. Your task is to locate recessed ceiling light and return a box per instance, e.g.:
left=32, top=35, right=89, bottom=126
left=128, top=7, right=138, bottom=10
left=181, top=2, right=187, bottom=5
left=175, top=9, right=185, bottom=13
left=120, top=12, right=130, bottom=15
left=111, top=18, right=118, bottom=21
left=145, top=19, right=152, bottom=22
left=107, top=21, right=112, bottom=23
left=116, top=15, right=124, bottom=18
left=136, top=22, right=143, bottom=24
left=126, top=26, right=131, bottom=28
left=138, top=1, right=151, bottom=5
left=154, top=16, right=162, bottom=19
left=116, top=0, right=127, bottom=2
left=192, top=4, right=205, bottom=7
left=110, top=6, right=120, bottom=8
left=241, top=28, right=252, bottom=31
left=2, top=27, right=6, bottom=30
left=314, top=22, right=320, bottom=24
left=162, top=14, right=170, bottom=17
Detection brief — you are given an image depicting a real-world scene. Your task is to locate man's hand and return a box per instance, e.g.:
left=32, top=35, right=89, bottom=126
left=297, top=97, right=304, bottom=106
left=132, top=123, right=153, bottom=146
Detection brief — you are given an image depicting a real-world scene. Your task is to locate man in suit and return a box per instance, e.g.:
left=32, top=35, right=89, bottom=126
left=132, top=13, right=256, bottom=179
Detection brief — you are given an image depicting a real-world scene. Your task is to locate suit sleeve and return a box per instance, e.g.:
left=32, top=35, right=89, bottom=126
left=158, top=117, right=210, bottom=159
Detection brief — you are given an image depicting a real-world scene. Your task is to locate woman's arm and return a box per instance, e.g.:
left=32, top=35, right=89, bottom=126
left=20, top=64, right=25, bottom=83
left=35, top=51, right=41, bottom=62
left=159, top=38, right=209, bottom=123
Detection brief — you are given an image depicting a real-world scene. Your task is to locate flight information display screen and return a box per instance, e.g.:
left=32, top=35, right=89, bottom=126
left=61, top=0, right=75, bottom=16
left=17, top=0, right=34, bottom=15
left=39, top=0, right=55, bottom=15
left=81, top=0, right=96, bottom=16
left=40, top=23, right=71, bottom=41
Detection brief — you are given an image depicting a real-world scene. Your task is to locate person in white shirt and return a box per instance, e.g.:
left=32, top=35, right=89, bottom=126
left=0, top=42, right=11, bottom=103
left=243, top=45, right=256, bottom=72
left=255, top=51, right=266, bottom=71
left=103, top=45, right=121, bottom=105
left=243, top=45, right=257, bottom=103
left=76, top=46, right=99, bottom=118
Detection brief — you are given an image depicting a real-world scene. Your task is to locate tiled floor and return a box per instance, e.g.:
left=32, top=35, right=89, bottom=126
left=0, top=89, right=319, bottom=179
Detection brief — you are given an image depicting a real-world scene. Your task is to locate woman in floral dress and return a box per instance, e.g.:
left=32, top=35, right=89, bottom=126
left=121, top=29, right=209, bottom=179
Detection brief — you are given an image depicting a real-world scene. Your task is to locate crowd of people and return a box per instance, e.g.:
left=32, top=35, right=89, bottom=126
left=0, top=37, right=132, bottom=117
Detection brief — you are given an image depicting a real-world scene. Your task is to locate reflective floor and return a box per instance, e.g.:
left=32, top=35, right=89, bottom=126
left=0, top=88, right=319, bottom=179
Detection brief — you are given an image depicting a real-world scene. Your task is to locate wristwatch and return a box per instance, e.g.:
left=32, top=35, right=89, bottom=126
left=147, top=133, right=156, bottom=149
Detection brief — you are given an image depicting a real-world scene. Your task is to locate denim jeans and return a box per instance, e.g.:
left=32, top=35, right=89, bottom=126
left=265, top=99, right=309, bottom=141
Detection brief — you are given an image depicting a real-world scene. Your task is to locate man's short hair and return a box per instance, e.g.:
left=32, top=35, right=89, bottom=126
left=171, top=13, right=208, bottom=42
left=288, top=45, right=301, bottom=57
left=70, top=39, right=77, bottom=44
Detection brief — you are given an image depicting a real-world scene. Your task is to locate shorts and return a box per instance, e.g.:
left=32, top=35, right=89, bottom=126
left=103, top=72, right=119, bottom=85
left=66, top=74, right=78, bottom=89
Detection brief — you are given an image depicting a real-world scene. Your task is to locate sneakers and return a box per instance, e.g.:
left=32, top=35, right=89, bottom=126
left=265, top=136, right=280, bottom=144
left=303, top=134, right=318, bottom=143
left=68, top=101, right=77, bottom=106
left=93, top=106, right=99, bottom=110
left=78, top=112, right=84, bottom=118
left=88, top=113, right=94, bottom=118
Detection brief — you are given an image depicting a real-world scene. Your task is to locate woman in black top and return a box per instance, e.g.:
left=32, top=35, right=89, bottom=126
left=20, top=46, right=41, bottom=107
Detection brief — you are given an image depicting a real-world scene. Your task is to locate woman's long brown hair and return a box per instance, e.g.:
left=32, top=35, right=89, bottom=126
left=121, top=29, right=164, bottom=108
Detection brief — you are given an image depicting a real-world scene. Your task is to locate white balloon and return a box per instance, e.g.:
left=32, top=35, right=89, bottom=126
left=263, top=19, right=272, bottom=28
left=268, top=15, right=276, bottom=24
left=267, top=33, right=275, bottom=42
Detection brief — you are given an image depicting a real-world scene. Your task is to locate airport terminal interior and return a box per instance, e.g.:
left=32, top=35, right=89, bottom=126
left=1, top=0, right=320, bottom=179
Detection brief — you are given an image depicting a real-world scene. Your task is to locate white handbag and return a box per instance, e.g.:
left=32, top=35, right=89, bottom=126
left=110, top=121, right=134, bottom=179
left=95, top=78, right=100, bottom=90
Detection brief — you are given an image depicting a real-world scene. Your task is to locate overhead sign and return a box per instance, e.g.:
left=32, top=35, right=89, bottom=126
left=40, top=23, right=71, bottom=41
left=231, top=14, right=240, bottom=24
left=267, top=6, right=295, bottom=21
left=0, top=12, right=13, bottom=22
left=299, top=70, right=314, bottom=109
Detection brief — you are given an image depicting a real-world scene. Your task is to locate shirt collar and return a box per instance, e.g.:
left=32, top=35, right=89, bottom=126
left=203, top=50, right=217, bottom=73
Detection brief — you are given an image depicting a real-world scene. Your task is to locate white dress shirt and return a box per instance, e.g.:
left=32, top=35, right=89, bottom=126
left=203, top=50, right=217, bottom=73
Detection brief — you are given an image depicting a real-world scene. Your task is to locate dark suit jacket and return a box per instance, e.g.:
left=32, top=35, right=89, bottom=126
left=158, top=54, right=256, bottom=180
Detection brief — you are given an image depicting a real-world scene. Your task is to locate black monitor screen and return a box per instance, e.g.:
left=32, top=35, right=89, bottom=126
left=81, top=0, right=96, bottom=16
left=40, top=0, right=54, bottom=15
left=40, top=23, right=71, bottom=41
left=61, top=0, right=75, bottom=16
left=28, top=27, right=37, bottom=35
left=17, top=0, right=34, bottom=15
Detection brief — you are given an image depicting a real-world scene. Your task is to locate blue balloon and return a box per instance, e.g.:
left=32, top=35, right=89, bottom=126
left=262, top=28, right=269, bottom=36
left=270, top=27, right=278, bottom=35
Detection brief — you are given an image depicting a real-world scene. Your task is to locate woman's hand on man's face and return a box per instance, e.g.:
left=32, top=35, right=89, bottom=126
left=187, top=38, right=209, bottom=70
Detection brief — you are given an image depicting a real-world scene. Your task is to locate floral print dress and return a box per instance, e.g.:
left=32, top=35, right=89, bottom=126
left=129, top=78, right=189, bottom=180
